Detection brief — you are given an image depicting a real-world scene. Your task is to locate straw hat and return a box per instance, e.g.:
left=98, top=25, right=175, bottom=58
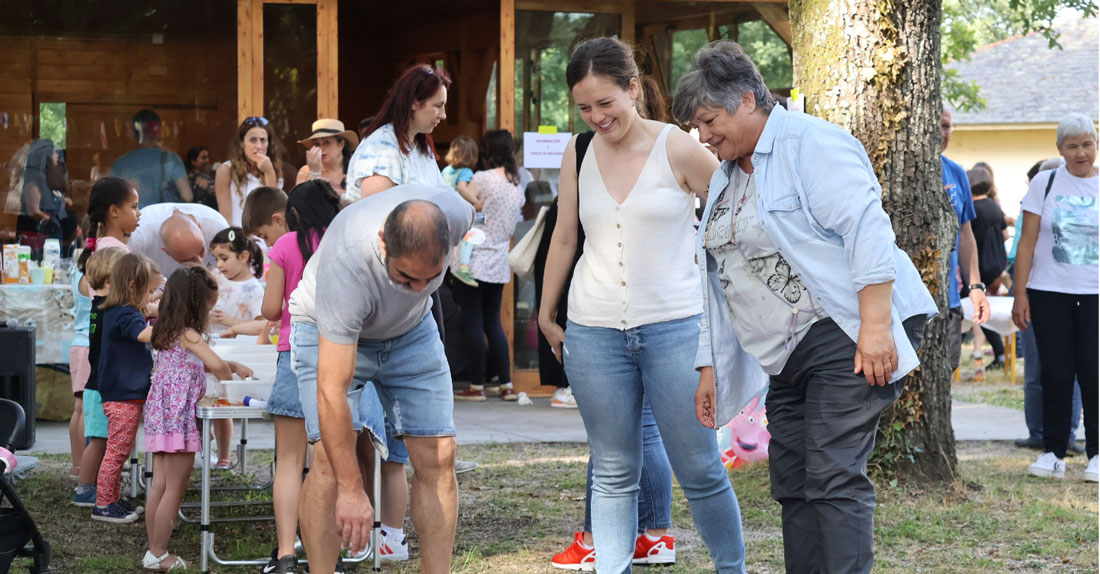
left=298, top=118, right=359, bottom=149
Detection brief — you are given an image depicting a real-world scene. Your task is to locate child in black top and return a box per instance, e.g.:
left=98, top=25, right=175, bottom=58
left=71, top=247, right=127, bottom=507
left=91, top=252, right=161, bottom=523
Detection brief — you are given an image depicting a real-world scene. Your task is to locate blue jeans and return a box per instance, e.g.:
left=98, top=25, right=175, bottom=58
left=564, top=315, right=745, bottom=574
left=1021, top=320, right=1081, bottom=442
left=584, top=399, right=671, bottom=535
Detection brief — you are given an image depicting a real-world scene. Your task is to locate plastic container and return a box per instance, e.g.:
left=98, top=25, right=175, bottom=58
left=218, top=379, right=273, bottom=404
left=2, top=244, right=18, bottom=283
left=42, top=239, right=61, bottom=276
left=17, top=246, right=31, bottom=284
left=28, top=267, right=45, bottom=285
left=243, top=396, right=267, bottom=408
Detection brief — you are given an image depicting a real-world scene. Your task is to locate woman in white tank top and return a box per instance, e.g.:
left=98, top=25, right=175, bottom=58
left=538, top=37, right=749, bottom=574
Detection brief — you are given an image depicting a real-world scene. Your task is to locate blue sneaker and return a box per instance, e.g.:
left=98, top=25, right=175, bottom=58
left=118, top=497, right=145, bottom=516
left=91, top=501, right=140, bottom=524
left=71, top=487, right=96, bottom=507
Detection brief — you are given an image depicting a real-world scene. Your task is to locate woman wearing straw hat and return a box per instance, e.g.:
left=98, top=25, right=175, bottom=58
left=295, top=119, right=359, bottom=196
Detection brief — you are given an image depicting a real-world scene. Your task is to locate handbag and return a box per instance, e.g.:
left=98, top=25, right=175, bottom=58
left=507, top=205, right=549, bottom=281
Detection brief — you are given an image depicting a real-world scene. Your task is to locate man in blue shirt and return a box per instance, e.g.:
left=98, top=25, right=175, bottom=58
left=109, top=110, right=192, bottom=208
left=941, top=107, right=990, bottom=372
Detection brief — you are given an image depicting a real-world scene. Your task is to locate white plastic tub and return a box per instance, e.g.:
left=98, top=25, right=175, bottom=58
left=219, top=379, right=274, bottom=404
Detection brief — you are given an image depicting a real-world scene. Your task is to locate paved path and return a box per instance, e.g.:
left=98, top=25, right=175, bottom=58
left=25, top=398, right=1080, bottom=455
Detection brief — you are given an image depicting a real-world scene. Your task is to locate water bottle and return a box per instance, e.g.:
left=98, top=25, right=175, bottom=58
left=243, top=396, right=267, bottom=409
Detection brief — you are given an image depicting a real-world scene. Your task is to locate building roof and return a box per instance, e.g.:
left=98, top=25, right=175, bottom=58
left=949, top=16, right=1099, bottom=125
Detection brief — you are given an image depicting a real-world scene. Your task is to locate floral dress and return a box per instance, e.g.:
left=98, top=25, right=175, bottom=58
left=145, top=341, right=206, bottom=453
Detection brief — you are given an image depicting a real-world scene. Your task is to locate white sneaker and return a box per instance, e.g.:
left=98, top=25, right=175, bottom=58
left=378, top=534, right=409, bottom=561
left=1028, top=452, right=1066, bottom=479
left=1084, top=455, right=1099, bottom=482
left=551, top=387, right=578, bottom=409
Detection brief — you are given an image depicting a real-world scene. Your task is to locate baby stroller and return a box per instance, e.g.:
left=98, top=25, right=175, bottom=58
left=0, top=398, right=51, bottom=573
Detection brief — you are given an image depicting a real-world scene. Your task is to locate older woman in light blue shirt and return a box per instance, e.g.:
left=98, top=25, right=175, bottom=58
left=673, top=41, right=937, bottom=574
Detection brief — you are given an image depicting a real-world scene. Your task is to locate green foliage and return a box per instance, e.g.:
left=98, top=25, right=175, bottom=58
left=38, top=102, right=66, bottom=150
left=941, top=0, right=1098, bottom=111
left=735, top=21, right=794, bottom=89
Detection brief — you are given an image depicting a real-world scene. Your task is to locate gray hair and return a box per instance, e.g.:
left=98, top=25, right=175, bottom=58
left=1056, top=113, right=1097, bottom=147
left=1040, top=157, right=1065, bottom=171
left=672, top=41, right=774, bottom=124
left=383, top=200, right=450, bottom=263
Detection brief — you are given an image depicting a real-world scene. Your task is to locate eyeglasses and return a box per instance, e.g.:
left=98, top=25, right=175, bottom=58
left=243, top=116, right=270, bottom=128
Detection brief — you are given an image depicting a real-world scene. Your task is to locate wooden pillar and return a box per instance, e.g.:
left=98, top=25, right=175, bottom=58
left=621, top=0, right=636, bottom=43
left=237, top=0, right=255, bottom=122
left=500, top=0, right=515, bottom=135
left=316, top=0, right=338, bottom=119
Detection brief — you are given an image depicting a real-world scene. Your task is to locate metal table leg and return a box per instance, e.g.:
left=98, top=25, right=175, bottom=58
left=201, top=416, right=211, bottom=573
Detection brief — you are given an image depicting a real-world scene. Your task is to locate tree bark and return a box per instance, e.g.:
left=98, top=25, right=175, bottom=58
left=788, top=0, right=959, bottom=481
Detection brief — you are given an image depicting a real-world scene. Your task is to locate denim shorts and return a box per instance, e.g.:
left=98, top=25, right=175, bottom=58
left=82, top=388, right=108, bottom=439
left=290, top=315, right=454, bottom=459
left=265, top=351, right=304, bottom=419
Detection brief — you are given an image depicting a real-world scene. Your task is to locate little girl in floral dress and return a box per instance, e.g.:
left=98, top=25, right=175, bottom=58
left=141, top=266, right=252, bottom=571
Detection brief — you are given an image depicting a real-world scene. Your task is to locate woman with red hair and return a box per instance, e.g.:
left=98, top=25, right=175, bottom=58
left=344, top=65, right=450, bottom=202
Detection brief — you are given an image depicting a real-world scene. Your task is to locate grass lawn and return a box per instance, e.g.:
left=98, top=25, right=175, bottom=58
left=951, top=340, right=1026, bottom=411
left=8, top=440, right=1096, bottom=573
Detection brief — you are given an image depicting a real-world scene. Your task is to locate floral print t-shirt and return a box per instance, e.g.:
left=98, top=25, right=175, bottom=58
left=468, top=169, right=525, bottom=284
left=344, top=123, right=446, bottom=201
left=212, top=272, right=264, bottom=336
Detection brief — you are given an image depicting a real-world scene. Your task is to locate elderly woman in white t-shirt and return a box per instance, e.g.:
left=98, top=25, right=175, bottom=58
left=1013, top=113, right=1099, bottom=482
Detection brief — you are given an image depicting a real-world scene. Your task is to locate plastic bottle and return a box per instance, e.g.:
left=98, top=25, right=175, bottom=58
left=243, top=396, right=267, bottom=409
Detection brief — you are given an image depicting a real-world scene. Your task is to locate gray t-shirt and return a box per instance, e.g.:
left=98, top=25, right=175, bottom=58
left=289, top=184, right=474, bottom=343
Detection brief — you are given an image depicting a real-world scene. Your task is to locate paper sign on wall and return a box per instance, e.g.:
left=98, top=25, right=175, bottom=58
left=523, top=132, right=572, bottom=169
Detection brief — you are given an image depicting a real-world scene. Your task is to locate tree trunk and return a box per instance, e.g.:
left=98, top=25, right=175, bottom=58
left=788, top=0, right=959, bottom=481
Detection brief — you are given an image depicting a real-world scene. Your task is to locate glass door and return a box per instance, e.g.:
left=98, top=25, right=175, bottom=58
left=502, top=4, right=625, bottom=395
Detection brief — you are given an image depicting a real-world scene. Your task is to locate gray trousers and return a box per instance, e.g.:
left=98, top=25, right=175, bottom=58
left=767, top=316, right=925, bottom=574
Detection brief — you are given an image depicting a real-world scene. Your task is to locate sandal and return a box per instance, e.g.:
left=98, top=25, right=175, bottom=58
left=142, top=551, right=168, bottom=570
left=143, top=551, right=189, bottom=571
left=213, top=459, right=234, bottom=470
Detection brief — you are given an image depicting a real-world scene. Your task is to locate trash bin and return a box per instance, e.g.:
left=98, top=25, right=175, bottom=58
left=0, top=327, right=35, bottom=450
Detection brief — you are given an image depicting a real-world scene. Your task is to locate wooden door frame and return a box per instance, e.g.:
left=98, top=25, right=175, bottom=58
left=499, top=0, right=634, bottom=397
left=237, top=0, right=338, bottom=123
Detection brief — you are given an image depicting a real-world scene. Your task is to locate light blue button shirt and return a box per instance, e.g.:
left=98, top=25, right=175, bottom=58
left=695, top=105, right=938, bottom=406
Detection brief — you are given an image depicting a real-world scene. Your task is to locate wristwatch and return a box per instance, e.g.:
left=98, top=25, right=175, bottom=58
left=967, top=282, right=986, bottom=293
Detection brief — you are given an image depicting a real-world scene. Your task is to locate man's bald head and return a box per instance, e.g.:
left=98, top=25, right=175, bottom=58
left=381, top=200, right=451, bottom=265
left=159, top=211, right=206, bottom=265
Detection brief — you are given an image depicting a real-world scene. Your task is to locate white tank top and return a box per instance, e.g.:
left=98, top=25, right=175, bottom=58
left=568, top=124, right=703, bottom=330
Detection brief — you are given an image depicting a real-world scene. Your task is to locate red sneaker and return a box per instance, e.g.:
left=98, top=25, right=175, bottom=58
left=551, top=532, right=596, bottom=571
left=454, top=386, right=487, bottom=401
left=633, top=533, right=675, bottom=565
left=500, top=386, right=518, bottom=401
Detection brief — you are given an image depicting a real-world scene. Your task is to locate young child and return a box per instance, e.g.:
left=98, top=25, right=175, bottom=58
left=209, top=226, right=266, bottom=338
left=68, top=258, right=92, bottom=479
left=142, top=266, right=251, bottom=571
left=241, top=185, right=289, bottom=247
left=71, top=247, right=127, bottom=507
left=443, top=135, right=481, bottom=286
left=205, top=226, right=265, bottom=469
left=260, top=179, right=340, bottom=573
left=68, top=177, right=138, bottom=478
left=76, top=176, right=142, bottom=255
left=92, top=252, right=161, bottom=523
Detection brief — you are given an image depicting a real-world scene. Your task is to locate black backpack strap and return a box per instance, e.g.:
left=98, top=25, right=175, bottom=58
left=1044, top=170, right=1056, bottom=200
left=575, top=131, right=595, bottom=174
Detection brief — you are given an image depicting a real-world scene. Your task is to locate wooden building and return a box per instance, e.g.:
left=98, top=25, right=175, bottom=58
left=0, top=0, right=791, bottom=394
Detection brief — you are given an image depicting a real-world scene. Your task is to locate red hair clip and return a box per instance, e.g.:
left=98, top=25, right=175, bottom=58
left=85, top=237, right=96, bottom=250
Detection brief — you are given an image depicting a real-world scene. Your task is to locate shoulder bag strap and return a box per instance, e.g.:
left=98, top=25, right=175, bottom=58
left=1043, top=170, right=1056, bottom=201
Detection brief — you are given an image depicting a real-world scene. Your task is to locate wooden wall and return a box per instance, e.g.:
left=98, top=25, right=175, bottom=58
left=338, top=10, right=500, bottom=152
left=0, top=35, right=237, bottom=231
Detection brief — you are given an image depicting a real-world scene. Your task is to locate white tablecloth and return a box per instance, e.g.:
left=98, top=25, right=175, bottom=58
left=0, top=284, right=75, bottom=364
left=961, top=295, right=1016, bottom=337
